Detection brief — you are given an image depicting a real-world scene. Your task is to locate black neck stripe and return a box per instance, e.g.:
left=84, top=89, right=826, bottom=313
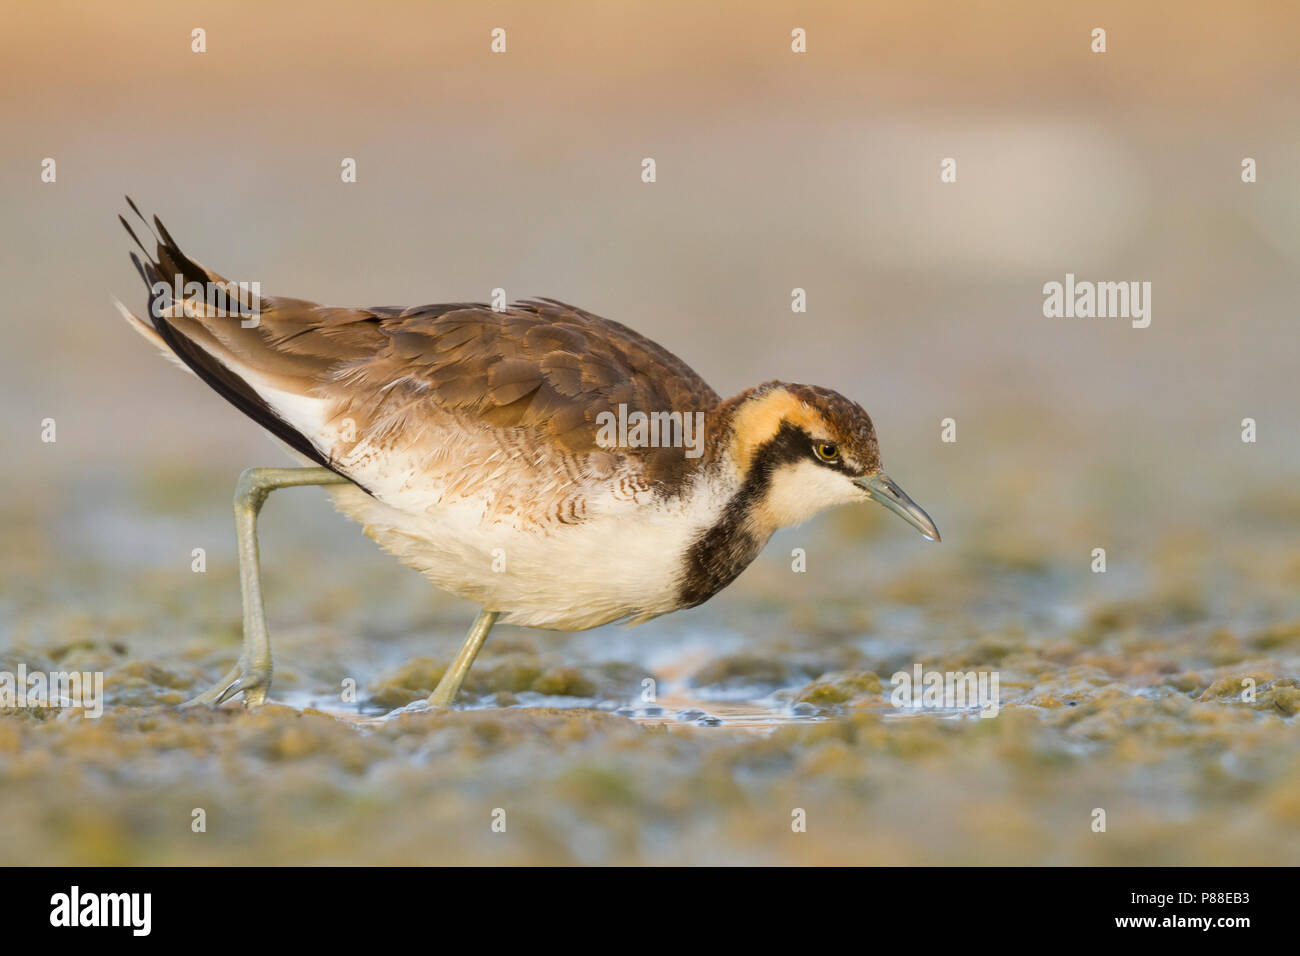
left=677, top=421, right=811, bottom=608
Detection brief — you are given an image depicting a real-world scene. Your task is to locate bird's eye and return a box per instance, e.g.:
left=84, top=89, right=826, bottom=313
left=813, top=442, right=840, bottom=463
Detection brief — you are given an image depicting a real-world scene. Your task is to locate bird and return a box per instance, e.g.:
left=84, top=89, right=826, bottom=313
left=115, top=199, right=940, bottom=709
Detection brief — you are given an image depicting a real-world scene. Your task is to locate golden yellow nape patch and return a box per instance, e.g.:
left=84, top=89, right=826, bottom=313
left=728, top=388, right=826, bottom=471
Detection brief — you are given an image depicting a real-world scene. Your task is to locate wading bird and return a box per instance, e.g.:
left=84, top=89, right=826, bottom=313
left=116, top=200, right=939, bottom=708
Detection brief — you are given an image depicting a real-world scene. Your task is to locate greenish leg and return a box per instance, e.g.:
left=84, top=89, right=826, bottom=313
left=427, top=609, right=500, bottom=708
left=181, top=466, right=351, bottom=709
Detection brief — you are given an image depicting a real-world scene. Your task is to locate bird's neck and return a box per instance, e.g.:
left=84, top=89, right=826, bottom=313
left=676, top=391, right=789, bottom=607
left=677, top=478, right=774, bottom=609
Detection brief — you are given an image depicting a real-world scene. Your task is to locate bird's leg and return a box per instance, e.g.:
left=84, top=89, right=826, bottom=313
left=427, top=609, right=500, bottom=708
left=182, top=466, right=352, bottom=709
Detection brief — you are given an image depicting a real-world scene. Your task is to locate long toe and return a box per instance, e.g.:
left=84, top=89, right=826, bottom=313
left=215, top=667, right=271, bottom=708
left=180, top=661, right=271, bottom=709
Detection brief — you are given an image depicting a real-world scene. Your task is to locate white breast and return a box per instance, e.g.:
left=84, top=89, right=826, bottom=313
left=329, top=470, right=733, bottom=630
left=230, top=373, right=736, bottom=629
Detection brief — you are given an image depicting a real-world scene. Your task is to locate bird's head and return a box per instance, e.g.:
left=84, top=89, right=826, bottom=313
left=719, top=381, right=940, bottom=541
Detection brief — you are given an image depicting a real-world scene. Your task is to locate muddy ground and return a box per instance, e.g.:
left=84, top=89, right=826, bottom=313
left=2, top=440, right=1296, bottom=865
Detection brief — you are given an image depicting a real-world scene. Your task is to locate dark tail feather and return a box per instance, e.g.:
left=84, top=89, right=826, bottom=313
left=121, top=195, right=210, bottom=295
left=117, top=199, right=356, bottom=486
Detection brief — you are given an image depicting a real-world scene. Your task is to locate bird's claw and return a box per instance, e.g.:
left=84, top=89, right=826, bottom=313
left=181, top=659, right=271, bottom=709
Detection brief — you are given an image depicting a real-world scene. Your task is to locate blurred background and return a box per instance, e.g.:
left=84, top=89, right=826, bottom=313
left=0, top=1, right=1297, bottom=865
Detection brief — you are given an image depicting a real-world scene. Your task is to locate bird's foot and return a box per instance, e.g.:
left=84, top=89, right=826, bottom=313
left=180, top=658, right=271, bottom=708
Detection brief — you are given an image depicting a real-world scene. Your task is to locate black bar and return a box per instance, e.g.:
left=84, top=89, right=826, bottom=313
left=6, top=866, right=1279, bottom=940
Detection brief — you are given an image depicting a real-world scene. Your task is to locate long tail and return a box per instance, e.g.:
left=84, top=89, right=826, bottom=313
left=116, top=198, right=346, bottom=478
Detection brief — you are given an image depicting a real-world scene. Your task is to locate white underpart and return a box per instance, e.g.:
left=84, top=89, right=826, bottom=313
left=329, top=473, right=735, bottom=630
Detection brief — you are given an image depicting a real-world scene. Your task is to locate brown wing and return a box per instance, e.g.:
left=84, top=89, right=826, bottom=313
left=121, top=202, right=720, bottom=493
left=345, top=299, right=720, bottom=485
